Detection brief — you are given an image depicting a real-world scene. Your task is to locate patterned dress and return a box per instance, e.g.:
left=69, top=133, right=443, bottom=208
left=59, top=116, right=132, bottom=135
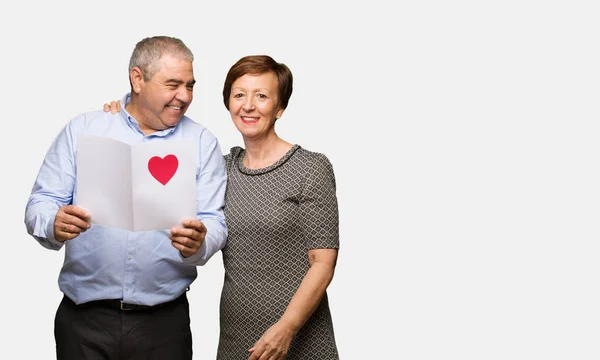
left=217, top=145, right=340, bottom=359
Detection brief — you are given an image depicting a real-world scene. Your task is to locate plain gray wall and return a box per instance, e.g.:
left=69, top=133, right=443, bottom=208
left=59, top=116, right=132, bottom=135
left=3, top=0, right=599, bottom=359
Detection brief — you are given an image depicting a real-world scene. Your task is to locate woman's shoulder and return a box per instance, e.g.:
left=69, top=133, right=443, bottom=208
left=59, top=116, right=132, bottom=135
left=290, top=146, right=336, bottom=183
left=223, top=146, right=244, bottom=163
left=292, top=146, right=337, bottom=192
left=293, top=146, right=333, bottom=167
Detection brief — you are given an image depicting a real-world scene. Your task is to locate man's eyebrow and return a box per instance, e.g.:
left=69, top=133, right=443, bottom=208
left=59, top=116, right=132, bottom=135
left=164, top=79, right=196, bottom=86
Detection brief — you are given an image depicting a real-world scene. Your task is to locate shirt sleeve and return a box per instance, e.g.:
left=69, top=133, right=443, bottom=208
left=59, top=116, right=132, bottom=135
left=181, top=130, right=228, bottom=265
left=24, top=121, right=78, bottom=250
left=299, top=153, right=340, bottom=250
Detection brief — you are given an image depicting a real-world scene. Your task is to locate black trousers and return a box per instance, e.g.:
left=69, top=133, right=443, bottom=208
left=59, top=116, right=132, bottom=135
left=54, top=293, right=192, bottom=360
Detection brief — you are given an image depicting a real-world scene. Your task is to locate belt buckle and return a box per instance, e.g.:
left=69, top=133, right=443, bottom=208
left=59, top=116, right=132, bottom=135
left=120, top=301, right=135, bottom=311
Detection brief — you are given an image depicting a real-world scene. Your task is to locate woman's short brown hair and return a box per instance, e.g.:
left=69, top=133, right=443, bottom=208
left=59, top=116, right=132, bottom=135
left=222, top=55, right=293, bottom=111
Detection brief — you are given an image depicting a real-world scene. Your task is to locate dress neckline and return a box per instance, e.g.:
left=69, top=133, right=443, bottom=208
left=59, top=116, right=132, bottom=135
left=236, top=144, right=301, bottom=175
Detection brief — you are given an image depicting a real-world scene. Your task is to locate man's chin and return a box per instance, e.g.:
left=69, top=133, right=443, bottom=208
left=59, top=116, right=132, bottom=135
left=162, top=116, right=184, bottom=128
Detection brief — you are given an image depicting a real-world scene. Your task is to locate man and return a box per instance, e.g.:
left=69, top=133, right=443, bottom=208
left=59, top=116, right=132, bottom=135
left=24, top=36, right=227, bottom=359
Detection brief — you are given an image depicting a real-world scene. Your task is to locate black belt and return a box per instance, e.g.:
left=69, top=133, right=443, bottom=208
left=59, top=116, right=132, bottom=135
left=77, top=292, right=187, bottom=311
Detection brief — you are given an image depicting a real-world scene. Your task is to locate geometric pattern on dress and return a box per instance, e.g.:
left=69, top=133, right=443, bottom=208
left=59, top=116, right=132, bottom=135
left=217, top=145, right=340, bottom=359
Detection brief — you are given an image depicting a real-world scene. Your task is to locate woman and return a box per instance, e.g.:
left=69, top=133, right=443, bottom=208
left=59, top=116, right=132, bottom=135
left=104, top=55, right=340, bottom=359
left=218, top=55, right=340, bottom=360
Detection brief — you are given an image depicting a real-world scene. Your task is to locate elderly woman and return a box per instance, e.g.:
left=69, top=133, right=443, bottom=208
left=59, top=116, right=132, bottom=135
left=104, top=54, right=340, bottom=360
left=218, top=55, right=340, bottom=360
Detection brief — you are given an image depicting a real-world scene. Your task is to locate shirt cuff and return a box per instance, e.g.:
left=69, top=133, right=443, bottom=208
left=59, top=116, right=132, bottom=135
left=181, top=238, right=208, bottom=265
left=45, top=215, right=65, bottom=249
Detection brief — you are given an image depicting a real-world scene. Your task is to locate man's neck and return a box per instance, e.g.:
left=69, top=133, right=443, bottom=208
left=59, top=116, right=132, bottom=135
left=125, top=102, right=158, bottom=135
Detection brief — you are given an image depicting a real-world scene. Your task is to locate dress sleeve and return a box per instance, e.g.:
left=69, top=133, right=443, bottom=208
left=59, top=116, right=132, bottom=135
left=299, top=153, right=340, bottom=249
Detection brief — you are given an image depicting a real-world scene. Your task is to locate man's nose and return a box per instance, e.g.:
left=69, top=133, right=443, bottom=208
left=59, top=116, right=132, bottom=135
left=176, top=86, right=192, bottom=103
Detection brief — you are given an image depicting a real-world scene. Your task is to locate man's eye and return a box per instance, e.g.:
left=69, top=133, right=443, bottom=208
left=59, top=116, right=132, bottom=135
left=186, top=85, right=194, bottom=91
left=167, top=84, right=178, bottom=89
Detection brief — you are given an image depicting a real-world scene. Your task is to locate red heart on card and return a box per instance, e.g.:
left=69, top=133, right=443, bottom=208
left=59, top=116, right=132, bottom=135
left=148, top=154, right=178, bottom=185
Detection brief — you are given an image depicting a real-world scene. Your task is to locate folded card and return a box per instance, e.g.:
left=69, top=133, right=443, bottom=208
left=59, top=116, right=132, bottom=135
left=75, top=134, right=197, bottom=231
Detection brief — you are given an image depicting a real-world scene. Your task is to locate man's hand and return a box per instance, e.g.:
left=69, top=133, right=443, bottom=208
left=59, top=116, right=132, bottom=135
left=102, top=100, right=121, bottom=114
left=169, top=219, right=207, bottom=258
left=54, top=205, right=91, bottom=242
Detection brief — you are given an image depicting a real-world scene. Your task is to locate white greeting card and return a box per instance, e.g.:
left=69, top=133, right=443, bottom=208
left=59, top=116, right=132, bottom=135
left=75, top=134, right=196, bottom=231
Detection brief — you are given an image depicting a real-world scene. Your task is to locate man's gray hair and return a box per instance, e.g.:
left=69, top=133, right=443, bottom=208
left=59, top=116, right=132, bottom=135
left=129, top=36, right=194, bottom=81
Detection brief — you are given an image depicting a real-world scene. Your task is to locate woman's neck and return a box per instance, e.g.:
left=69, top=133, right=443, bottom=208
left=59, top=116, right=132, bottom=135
left=242, top=135, right=293, bottom=169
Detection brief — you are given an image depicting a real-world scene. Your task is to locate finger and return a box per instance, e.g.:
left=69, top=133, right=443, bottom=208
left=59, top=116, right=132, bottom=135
left=169, top=239, right=194, bottom=258
left=171, top=225, right=203, bottom=240
left=67, top=214, right=91, bottom=230
left=181, top=219, right=206, bottom=233
left=103, top=103, right=110, bottom=112
left=169, top=234, right=199, bottom=250
left=63, top=222, right=89, bottom=234
left=62, top=205, right=91, bottom=220
left=248, top=343, right=264, bottom=360
left=247, top=350, right=259, bottom=360
left=258, top=348, right=275, bottom=360
left=110, top=100, right=121, bottom=114
left=56, top=228, right=81, bottom=242
left=58, top=209, right=91, bottom=231
left=255, top=348, right=272, bottom=360
left=170, top=239, right=184, bottom=252
left=248, top=340, right=259, bottom=353
left=170, top=226, right=193, bottom=240
left=269, top=350, right=283, bottom=360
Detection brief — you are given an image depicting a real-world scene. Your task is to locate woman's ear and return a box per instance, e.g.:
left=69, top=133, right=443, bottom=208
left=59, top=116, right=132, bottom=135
left=276, top=108, right=284, bottom=120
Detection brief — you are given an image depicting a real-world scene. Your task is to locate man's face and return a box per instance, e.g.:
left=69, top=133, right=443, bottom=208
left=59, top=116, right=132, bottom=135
left=136, top=54, right=195, bottom=132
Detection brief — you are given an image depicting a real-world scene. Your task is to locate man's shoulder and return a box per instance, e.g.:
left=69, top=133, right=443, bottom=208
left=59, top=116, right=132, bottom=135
left=66, top=110, right=121, bottom=131
left=177, top=116, right=217, bottom=139
left=178, top=116, right=206, bottom=129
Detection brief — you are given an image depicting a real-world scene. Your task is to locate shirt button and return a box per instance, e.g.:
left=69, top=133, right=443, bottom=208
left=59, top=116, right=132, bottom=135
left=128, top=255, right=132, bottom=260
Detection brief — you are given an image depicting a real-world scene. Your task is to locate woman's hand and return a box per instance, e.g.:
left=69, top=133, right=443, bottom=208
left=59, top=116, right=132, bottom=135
left=247, top=321, right=296, bottom=360
left=102, top=100, right=121, bottom=114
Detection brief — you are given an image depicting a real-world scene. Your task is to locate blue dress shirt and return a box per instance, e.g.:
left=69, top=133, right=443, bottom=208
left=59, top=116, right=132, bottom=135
left=25, top=93, right=228, bottom=306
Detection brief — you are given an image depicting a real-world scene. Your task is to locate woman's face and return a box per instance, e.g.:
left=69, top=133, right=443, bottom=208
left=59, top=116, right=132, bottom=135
left=228, top=71, right=284, bottom=140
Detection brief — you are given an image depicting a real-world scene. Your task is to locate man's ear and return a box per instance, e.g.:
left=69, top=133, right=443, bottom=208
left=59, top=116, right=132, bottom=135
left=130, top=67, right=144, bottom=94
